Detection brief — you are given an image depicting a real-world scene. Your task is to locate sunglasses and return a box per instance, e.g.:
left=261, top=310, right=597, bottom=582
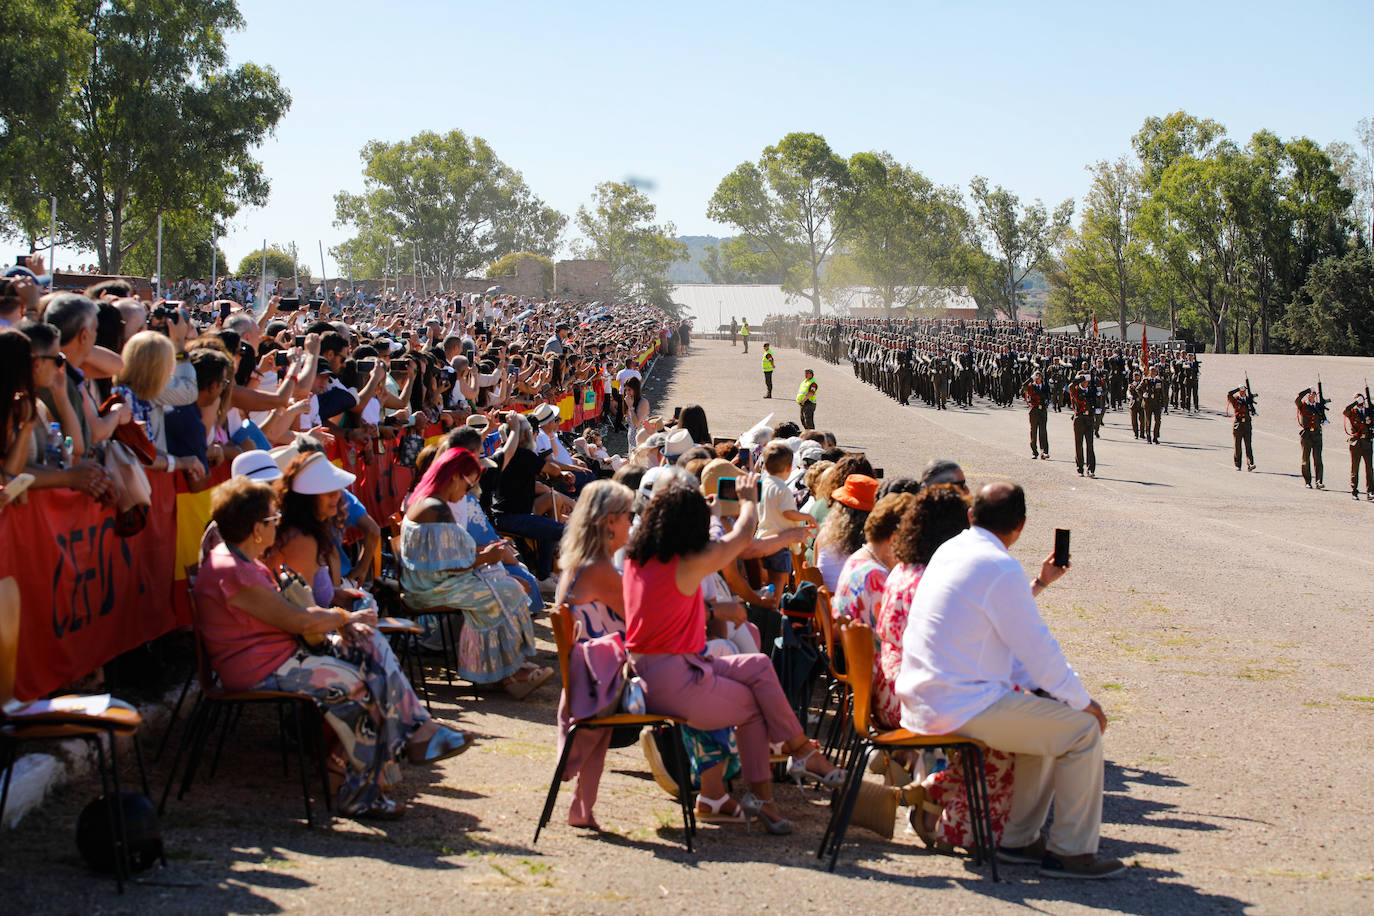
left=35, top=352, right=67, bottom=367
left=260, top=513, right=282, bottom=525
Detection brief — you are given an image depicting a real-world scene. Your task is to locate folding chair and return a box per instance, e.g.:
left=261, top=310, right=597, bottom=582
left=533, top=605, right=697, bottom=850
left=817, top=621, right=997, bottom=879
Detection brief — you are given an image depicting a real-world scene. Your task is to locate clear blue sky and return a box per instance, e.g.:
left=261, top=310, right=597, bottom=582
left=214, top=0, right=1372, bottom=275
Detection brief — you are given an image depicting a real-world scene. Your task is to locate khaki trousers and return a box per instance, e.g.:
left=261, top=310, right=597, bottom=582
left=957, top=690, right=1104, bottom=856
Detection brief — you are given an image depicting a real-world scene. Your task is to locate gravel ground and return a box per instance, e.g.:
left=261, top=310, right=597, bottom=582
left=2, top=338, right=1372, bottom=915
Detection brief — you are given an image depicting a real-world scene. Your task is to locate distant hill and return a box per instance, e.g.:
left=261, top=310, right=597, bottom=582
left=668, top=235, right=726, bottom=283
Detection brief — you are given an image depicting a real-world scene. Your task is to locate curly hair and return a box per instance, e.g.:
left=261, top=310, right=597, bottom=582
left=865, top=493, right=917, bottom=544
left=625, top=477, right=710, bottom=565
left=815, top=501, right=869, bottom=558
left=891, top=483, right=970, bottom=567
left=829, top=453, right=874, bottom=492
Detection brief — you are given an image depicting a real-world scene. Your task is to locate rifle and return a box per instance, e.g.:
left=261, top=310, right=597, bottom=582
left=1245, top=370, right=1257, bottom=416
left=1316, top=375, right=1332, bottom=423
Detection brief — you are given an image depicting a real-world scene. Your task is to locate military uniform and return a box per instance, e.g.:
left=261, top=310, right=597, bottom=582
left=1069, top=379, right=1097, bottom=478
left=1343, top=398, right=1373, bottom=499
left=1227, top=386, right=1256, bottom=471
left=1295, top=388, right=1325, bottom=489
left=1023, top=377, right=1050, bottom=459
left=761, top=348, right=775, bottom=398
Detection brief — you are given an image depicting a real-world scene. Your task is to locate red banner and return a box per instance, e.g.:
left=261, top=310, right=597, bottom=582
left=0, top=473, right=183, bottom=702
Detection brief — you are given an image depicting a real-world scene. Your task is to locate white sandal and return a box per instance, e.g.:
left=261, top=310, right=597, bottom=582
left=696, top=792, right=745, bottom=822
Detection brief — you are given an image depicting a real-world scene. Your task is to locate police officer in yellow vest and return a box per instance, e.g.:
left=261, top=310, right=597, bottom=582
left=762, top=343, right=775, bottom=398
left=740, top=318, right=750, bottom=353
left=797, top=367, right=818, bottom=429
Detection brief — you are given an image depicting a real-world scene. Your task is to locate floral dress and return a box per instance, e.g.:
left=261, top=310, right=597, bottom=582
left=834, top=547, right=888, bottom=630
left=879, top=562, right=1015, bottom=850
left=398, top=517, right=535, bottom=684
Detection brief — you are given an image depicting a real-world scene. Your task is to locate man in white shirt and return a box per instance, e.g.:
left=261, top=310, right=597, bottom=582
left=895, top=481, right=1122, bottom=879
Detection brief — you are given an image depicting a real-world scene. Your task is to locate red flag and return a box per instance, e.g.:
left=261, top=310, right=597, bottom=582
left=1141, top=322, right=1149, bottom=367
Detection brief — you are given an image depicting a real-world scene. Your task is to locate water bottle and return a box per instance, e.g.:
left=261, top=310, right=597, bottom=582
left=622, top=676, right=646, bottom=715
left=62, top=436, right=74, bottom=467
left=759, top=584, right=776, bottom=601
left=45, top=423, right=64, bottom=465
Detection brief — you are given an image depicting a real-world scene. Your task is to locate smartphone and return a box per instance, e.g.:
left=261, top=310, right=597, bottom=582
left=356, top=360, right=375, bottom=373
left=15, top=254, right=30, bottom=269
left=873, top=467, right=885, bottom=479
left=294, top=334, right=306, bottom=348
left=717, top=477, right=738, bottom=501
left=279, top=296, right=300, bottom=311
left=672, top=406, right=682, bottom=421
left=274, top=351, right=289, bottom=370
left=1053, top=528, right=1070, bottom=568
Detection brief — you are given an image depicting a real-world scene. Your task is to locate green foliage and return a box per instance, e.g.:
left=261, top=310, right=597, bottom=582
left=236, top=246, right=303, bottom=281
left=333, top=130, right=566, bottom=287
left=968, top=176, right=1073, bottom=321
left=708, top=132, right=849, bottom=313
left=1278, top=250, right=1374, bottom=355
left=700, top=237, right=785, bottom=284
left=574, top=182, right=687, bottom=309
left=1042, top=249, right=1094, bottom=332
left=487, top=251, right=553, bottom=290
left=0, top=0, right=291, bottom=274
left=121, top=210, right=229, bottom=280
left=1062, top=158, right=1149, bottom=334
left=836, top=151, right=973, bottom=315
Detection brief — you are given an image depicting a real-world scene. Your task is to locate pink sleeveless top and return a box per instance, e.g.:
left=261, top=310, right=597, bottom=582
left=622, top=556, right=705, bottom=655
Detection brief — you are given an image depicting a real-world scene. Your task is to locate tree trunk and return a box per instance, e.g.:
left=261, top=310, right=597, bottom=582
left=1006, top=262, right=1017, bottom=322
left=1169, top=296, right=1177, bottom=338
left=1213, top=315, right=1226, bottom=354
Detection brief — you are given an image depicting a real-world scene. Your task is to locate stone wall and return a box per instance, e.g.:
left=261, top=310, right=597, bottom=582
left=309, top=257, right=610, bottom=301
left=553, top=259, right=612, bottom=301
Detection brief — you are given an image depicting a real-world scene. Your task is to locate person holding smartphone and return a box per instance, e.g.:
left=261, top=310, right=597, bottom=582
left=895, top=482, right=1121, bottom=879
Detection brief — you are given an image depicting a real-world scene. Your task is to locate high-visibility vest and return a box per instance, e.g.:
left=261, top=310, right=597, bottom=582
left=741, top=322, right=749, bottom=336
left=762, top=352, right=775, bottom=372
left=797, top=378, right=817, bottom=404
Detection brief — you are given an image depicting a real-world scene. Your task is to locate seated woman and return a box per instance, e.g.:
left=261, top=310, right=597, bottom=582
left=832, top=492, right=914, bottom=628
left=813, top=473, right=878, bottom=593
left=623, top=470, right=846, bottom=835
left=876, top=484, right=1014, bottom=852
left=195, top=476, right=469, bottom=821
left=399, top=447, right=552, bottom=699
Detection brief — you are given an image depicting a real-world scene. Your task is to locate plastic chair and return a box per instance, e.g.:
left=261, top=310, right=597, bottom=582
left=532, top=605, right=697, bottom=850
left=158, top=581, right=331, bottom=827
left=0, top=577, right=156, bottom=892
left=817, top=621, right=998, bottom=879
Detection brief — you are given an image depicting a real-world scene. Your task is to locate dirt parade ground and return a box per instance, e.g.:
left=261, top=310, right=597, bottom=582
left=2, top=337, right=1372, bottom=915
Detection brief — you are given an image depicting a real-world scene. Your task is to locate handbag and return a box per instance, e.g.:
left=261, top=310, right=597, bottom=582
left=102, top=440, right=153, bottom=536
left=395, top=432, right=424, bottom=469
left=566, top=631, right=632, bottom=721
left=98, top=394, right=157, bottom=466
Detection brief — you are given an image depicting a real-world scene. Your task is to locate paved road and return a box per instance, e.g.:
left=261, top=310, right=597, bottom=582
left=2, top=339, right=1371, bottom=914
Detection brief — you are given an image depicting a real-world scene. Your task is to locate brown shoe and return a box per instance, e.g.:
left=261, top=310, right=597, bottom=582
left=1039, top=852, right=1126, bottom=879
left=996, top=837, right=1046, bottom=864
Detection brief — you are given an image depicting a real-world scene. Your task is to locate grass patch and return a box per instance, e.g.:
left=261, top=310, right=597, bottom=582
left=1303, top=700, right=1332, bottom=708
left=1339, top=694, right=1374, bottom=704
left=1101, top=682, right=1126, bottom=692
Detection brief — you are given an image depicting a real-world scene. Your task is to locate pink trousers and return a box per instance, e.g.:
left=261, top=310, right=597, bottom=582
left=555, top=695, right=612, bottom=825
left=633, top=652, right=803, bottom=783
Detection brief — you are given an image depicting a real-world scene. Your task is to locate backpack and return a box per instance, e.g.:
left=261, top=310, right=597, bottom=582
left=566, top=631, right=632, bottom=721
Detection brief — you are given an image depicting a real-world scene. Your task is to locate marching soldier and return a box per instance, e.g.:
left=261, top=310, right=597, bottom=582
left=761, top=343, right=775, bottom=398
left=797, top=368, right=818, bottom=430
left=1142, top=365, right=1164, bottom=444
left=1295, top=387, right=1326, bottom=489
left=1023, top=369, right=1050, bottom=460
left=1069, top=373, right=1097, bottom=478
left=1128, top=369, right=1145, bottom=440
left=1343, top=392, right=1373, bottom=500
left=1227, top=384, right=1257, bottom=471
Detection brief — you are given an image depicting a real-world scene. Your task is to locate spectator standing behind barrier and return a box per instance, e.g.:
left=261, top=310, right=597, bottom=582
left=895, top=482, right=1122, bottom=879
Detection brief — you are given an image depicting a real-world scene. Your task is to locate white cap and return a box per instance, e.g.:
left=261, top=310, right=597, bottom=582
left=638, top=465, right=672, bottom=500
left=664, top=428, right=693, bottom=460
left=290, top=452, right=356, bottom=495
left=231, top=449, right=282, bottom=482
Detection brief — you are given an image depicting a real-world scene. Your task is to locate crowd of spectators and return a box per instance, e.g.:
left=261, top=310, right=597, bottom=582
left=1, top=258, right=1118, bottom=878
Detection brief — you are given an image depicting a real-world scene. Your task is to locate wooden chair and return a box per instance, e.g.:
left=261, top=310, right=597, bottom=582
left=817, top=621, right=998, bottom=879
left=797, top=566, right=824, bottom=589
left=158, top=582, right=331, bottom=827
left=0, top=577, right=155, bottom=892
left=532, top=605, right=697, bottom=850
left=811, top=588, right=851, bottom=755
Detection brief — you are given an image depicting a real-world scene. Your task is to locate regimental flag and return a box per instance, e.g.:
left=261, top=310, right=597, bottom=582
left=1141, top=323, right=1149, bottom=367
left=1092, top=313, right=1098, bottom=338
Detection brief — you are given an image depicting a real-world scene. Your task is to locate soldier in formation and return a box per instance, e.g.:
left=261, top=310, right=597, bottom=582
left=1295, top=387, right=1327, bottom=490
left=1343, top=391, right=1373, bottom=500
left=1022, top=368, right=1050, bottom=460
left=1227, top=384, right=1257, bottom=471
